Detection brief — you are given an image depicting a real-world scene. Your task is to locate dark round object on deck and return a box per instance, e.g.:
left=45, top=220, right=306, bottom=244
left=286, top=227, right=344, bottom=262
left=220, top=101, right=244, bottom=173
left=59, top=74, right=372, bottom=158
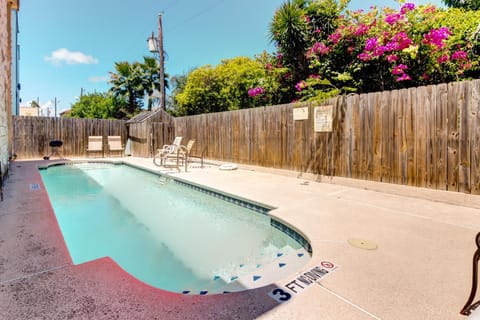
left=49, top=140, right=63, bottom=147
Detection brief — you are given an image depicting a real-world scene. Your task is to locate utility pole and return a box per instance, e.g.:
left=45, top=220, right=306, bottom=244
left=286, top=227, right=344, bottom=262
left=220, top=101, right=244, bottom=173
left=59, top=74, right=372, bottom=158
left=54, top=97, right=57, bottom=117
left=158, top=13, right=166, bottom=111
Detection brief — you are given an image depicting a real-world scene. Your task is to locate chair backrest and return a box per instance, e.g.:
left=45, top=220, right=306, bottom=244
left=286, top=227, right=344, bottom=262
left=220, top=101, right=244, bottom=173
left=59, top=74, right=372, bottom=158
left=172, top=136, right=182, bottom=147
left=185, top=139, right=195, bottom=153
left=88, top=136, right=103, bottom=151
left=108, top=136, right=122, bottom=150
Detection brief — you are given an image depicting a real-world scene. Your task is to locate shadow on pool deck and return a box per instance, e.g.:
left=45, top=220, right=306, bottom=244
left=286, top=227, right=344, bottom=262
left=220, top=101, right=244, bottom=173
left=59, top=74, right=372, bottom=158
left=0, top=160, right=281, bottom=320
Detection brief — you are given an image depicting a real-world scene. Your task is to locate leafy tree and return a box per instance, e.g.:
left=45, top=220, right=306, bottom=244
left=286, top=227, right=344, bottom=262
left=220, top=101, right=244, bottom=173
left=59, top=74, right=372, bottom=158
left=216, top=57, right=268, bottom=110
left=67, top=92, right=127, bottom=119
left=174, top=57, right=270, bottom=115
left=167, top=72, right=190, bottom=115
left=441, top=0, right=480, bottom=10
left=175, top=65, right=227, bottom=115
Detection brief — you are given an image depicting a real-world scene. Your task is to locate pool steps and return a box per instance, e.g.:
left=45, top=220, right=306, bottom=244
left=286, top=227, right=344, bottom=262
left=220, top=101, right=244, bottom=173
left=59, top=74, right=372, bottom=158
left=182, top=247, right=310, bottom=295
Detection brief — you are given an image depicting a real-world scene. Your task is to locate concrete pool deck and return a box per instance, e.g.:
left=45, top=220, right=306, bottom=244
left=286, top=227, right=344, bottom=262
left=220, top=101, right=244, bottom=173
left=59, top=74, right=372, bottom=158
left=0, top=157, right=479, bottom=319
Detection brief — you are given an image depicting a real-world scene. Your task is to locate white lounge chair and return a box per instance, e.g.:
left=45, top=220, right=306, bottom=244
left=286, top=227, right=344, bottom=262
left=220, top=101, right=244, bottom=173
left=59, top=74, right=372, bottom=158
left=153, top=136, right=182, bottom=166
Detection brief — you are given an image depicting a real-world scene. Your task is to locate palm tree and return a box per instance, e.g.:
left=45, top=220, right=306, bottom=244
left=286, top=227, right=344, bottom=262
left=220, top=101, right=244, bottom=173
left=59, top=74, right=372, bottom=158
left=269, top=1, right=310, bottom=81
left=109, top=61, right=144, bottom=116
left=140, top=57, right=170, bottom=111
left=141, top=57, right=160, bottom=111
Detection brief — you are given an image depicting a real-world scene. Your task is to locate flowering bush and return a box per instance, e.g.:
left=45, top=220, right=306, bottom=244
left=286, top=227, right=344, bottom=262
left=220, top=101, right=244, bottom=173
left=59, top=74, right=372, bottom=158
left=297, top=2, right=480, bottom=101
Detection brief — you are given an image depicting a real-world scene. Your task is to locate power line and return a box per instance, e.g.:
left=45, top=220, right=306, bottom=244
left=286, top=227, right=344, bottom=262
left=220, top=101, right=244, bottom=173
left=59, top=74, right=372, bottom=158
left=166, top=0, right=226, bottom=34
left=162, top=0, right=180, bottom=12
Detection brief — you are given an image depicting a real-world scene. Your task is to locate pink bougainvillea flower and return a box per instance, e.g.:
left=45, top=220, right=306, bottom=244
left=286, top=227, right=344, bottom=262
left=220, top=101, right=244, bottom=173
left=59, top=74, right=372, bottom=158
left=423, top=27, right=451, bottom=49
left=309, top=42, right=330, bottom=56
left=397, top=73, right=412, bottom=81
left=437, top=54, right=449, bottom=64
left=354, top=23, right=370, bottom=36
left=364, top=37, right=378, bottom=51
left=295, top=81, right=307, bottom=92
left=385, top=13, right=403, bottom=25
left=384, top=41, right=398, bottom=51
left=392, top=64, right=408, bottom=75
left=358, top=53, right=372, bottom=61
left=373, top=46, right=386, bottom=57
left=392, top=32, right=413, bottom=50
left=400, top=3, right=415, bottom=14
left=248, top=87, right=265, bottom=97
left=451, top=50, right=468, bottom=61
left=423, top=6, right=436, bottom=14
left=328, top=32, right=342, bottom=45
left=386, top=54, right=398, bottom=63
left=422, top=73, right=430, bottom=81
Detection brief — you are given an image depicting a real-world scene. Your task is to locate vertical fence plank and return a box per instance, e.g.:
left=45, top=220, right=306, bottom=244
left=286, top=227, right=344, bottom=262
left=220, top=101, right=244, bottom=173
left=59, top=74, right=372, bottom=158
left=447, top=82, right=460, bottom=192
left=471, top=80, right=480, bottom=195
left=459, top=81, right=471, bottom=193
left=415, top=86, right=427, bottom=188
left=435, top=83, right=448, bottom=190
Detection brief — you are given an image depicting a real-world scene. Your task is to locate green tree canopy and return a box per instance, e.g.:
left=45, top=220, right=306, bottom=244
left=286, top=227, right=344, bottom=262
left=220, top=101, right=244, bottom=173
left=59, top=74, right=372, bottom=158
left=174, top=57, right=269, bottom=115
left=67, top=92, right=127, bottom=119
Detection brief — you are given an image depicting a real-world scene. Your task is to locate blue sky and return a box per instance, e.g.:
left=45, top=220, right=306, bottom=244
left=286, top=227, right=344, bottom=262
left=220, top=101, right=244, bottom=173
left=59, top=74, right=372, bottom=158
left=18, top=0, right=442, bottom=114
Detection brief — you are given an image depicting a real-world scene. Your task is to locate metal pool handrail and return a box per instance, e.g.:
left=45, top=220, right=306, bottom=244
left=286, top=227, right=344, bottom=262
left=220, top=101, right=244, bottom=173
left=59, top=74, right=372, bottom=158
left=461, top=232, right=480, bottom=316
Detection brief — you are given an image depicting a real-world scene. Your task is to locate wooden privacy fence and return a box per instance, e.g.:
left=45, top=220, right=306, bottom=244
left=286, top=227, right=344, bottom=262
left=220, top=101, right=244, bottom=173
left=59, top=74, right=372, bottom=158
left=13, top=116, right=127, bottom=159
left=174, top=79, right=480, bottom=194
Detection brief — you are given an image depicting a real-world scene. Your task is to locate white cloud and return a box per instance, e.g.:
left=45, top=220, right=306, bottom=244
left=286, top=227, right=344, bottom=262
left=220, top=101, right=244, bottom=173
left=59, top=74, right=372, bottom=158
left=45, top=48, right=99, bottom=66
left=88, top=75, right=109, bottom=83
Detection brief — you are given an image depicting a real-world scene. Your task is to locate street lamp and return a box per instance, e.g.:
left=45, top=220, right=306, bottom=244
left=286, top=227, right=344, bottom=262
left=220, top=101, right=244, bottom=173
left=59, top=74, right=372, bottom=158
left=147, top=13, right=166, bottom=111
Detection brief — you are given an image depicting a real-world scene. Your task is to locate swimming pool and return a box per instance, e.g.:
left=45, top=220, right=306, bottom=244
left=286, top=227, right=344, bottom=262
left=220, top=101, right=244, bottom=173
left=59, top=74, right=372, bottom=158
left=40, top=163, right=311, bottom=294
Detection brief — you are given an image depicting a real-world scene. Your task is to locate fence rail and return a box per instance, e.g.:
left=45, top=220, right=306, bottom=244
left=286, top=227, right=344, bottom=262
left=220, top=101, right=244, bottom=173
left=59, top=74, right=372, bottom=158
left=174, top=79, right=480, bottom=194
left=12, top=116, right=127, bottom=159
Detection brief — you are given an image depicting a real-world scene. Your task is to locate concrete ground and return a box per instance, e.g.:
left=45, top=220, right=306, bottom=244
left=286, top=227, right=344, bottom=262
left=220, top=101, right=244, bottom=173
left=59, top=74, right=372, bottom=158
left=0, top=157, right=479, bottom=319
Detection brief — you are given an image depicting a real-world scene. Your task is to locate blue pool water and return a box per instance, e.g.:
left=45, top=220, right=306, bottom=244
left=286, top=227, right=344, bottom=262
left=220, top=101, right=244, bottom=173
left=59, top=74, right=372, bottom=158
left=40, top=163, right=309, bottom=294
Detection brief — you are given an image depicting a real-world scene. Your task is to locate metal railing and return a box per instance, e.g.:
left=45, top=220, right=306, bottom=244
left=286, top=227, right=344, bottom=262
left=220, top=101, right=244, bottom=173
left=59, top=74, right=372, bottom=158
left=461, top=232, right=480, bottom=316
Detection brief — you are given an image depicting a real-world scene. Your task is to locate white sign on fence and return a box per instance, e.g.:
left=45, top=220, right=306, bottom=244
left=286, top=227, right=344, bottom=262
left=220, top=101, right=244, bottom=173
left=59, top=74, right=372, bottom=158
left=314, top=105, right=333, bottom=132
left=293, top=107, right=309, bottom=121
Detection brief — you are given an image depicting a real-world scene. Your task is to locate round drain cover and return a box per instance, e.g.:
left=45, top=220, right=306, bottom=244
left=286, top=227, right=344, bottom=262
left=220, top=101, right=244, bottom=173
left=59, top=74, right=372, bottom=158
left=348, top=238, right=377, bottom=250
